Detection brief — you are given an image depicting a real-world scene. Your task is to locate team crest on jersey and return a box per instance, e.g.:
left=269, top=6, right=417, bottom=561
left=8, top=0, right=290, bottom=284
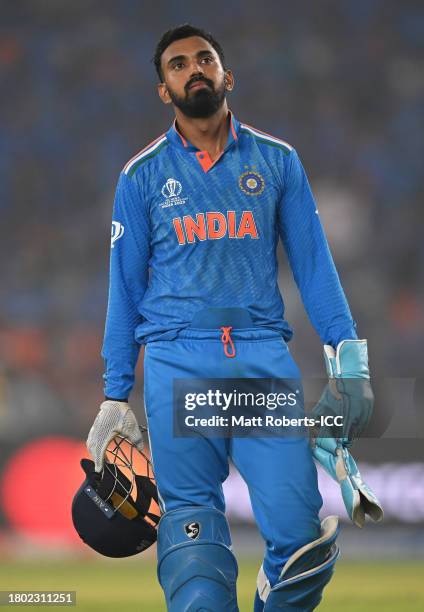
left=160, top=177, right=188, bottom=209
left=239, top=170, right=265, bottom=196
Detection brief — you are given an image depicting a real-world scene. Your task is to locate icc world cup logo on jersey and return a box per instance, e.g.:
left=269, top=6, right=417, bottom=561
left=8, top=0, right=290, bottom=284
left=160, top=178, right=188, bottom=209
left=161, top=178, right=182, bottom=198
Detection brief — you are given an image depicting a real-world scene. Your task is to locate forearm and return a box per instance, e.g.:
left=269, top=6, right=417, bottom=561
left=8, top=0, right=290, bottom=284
left=101, top=171, right=150, bottom=399
left=102, top=338, right=141, bottom=400
left=101, top=262, right=144, bottom=399
left=279, top=149, right=357, bottom=347
left=296, top=247, right=358, bottom=347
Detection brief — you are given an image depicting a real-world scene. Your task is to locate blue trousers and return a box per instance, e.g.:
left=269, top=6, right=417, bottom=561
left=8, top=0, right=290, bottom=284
left=144, top=321, right=322, bottom=588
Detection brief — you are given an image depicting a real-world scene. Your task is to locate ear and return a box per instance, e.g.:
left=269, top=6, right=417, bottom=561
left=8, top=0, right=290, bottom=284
left=224, top=69, right=235, bottom=92
left=157, top=82, right=172, bottom=105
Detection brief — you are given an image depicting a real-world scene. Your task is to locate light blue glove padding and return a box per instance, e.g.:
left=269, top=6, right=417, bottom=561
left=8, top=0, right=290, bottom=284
left=313, top=339, right=374, bottom=445
left=312, top=437, right=383, bottom=528
left=323, top=339, right=370, bottom=379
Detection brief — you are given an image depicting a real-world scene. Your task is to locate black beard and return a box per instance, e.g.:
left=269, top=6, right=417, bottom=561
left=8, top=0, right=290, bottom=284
left=167, top=77, right=226, bottom=119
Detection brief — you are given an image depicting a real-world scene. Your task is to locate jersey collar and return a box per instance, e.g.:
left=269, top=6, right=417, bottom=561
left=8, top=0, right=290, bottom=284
left=166, top=110, right=240, bottom=153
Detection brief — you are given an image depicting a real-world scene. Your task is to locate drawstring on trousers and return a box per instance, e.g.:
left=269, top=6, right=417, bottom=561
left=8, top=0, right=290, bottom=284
left=220, top=326, right=236, bottom=358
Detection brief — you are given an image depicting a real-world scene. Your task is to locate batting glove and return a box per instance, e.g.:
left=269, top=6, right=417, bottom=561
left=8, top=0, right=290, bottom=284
left=86, top=400, right=144, bottom=472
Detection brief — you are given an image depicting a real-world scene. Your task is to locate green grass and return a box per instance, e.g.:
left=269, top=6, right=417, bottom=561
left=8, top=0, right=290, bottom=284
left=1, top=558, right=424, bottom=610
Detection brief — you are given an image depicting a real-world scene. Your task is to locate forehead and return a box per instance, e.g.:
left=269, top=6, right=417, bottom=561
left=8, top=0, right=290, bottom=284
left=161, top=36, right=217, bottom=66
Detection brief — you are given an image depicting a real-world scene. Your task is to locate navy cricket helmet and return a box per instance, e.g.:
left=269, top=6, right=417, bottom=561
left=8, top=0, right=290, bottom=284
left=72, top=435, right=160, bottom=557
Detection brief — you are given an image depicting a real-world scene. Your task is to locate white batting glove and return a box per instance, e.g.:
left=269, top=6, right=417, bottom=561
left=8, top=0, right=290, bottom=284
left=86, top=400, right=144, bottom=472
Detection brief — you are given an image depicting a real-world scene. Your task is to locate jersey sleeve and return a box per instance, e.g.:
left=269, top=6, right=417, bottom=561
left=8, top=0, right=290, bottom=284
left=278, top=149, right=357, bottom=347
left=101, top=171, right=150, bottom=399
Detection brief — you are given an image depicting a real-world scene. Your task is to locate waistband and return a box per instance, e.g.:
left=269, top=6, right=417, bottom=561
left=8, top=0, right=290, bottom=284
left=177, top=308, right=283, bottom=342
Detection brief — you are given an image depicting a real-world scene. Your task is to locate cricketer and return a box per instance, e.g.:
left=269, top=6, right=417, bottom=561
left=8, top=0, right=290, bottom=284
left=86, top=24, right=375, bottom=611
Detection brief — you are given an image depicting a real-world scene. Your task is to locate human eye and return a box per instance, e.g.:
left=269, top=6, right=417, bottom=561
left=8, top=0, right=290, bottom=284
left=172, top=61, right=185, bottom=71
left=201, top=55, right=214, bottom=64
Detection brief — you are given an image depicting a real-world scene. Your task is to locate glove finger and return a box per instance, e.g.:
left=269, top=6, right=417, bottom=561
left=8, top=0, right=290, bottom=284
left=86, top=428, right=97, bottom=459
left=126, top=424, right=144, bottom=450
left=86, top=412, right=102, bottom=450
left=135, top=439, right=144, bottom=452
left=314, top=436, right=338, bottom=454
left=94, top=436, right=114, bottom=473
left=94, top=457, right=105, bottom=474
left=92, top=431, right=116, bottom=473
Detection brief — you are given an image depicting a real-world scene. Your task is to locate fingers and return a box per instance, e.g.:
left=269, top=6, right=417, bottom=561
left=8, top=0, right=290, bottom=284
left=315, top=436, right=338, bottom=454
left=86, top=414, right=114, bottom=473
left=86, top=425, right=98, bottom=463
left=95, top=435, right=113, bottom=473
left=86, top=403, right=145, bottom=472
left=329, top=378, right=343, bottom=400
left=127, top=421, right=144, bottom=450
left=94, top=457, right=104, bottom=473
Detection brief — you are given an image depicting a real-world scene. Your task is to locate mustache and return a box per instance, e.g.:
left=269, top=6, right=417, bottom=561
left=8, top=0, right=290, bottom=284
left=185, top=75, right=214, bottom=93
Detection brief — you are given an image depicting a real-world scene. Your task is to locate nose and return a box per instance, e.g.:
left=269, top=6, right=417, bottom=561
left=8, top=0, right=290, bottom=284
left=189, top=57, right=205, bottom=75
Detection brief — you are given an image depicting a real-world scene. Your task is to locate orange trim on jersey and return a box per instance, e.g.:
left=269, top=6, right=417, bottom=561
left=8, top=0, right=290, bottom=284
left=123, top=133, right=166, bottom=172
left=196, top=151, right=212, bottom=172
left=242, top=122, right=292, bottom=149
left=173, top=119, right=188, bottom=147
left=196, top=150, right=224, bottom=173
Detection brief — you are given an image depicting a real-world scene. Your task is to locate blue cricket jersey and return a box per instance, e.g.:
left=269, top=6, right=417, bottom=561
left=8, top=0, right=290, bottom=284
left=102, top=111, right=357, bottom=398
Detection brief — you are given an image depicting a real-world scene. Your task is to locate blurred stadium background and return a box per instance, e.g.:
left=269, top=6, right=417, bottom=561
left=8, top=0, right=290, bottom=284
left=0, top=0, right=423, bottom=609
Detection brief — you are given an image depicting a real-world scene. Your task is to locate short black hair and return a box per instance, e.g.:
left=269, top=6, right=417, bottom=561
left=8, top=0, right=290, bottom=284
left=153, top=24, right=226, bottom=82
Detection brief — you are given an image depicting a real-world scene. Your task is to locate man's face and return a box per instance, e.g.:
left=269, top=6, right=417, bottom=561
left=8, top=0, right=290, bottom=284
left=158, top=36, right=232, bottom=118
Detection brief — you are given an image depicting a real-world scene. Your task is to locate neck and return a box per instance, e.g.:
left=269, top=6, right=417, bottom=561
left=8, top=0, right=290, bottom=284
left=174, top=103, right=230, bottom=160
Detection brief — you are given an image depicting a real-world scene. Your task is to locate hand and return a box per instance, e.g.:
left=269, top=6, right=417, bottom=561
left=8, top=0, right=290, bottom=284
left=86, top=400, right=144, bottom=472
left=312, top=437, right=383, bottom=527
left=312, top=339, right=374, bottom=446
left=311, top=377, right=374, bottom=444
